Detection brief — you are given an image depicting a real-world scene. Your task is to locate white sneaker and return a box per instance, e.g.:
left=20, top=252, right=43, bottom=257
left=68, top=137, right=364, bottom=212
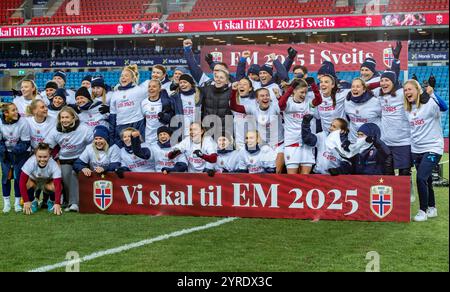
left=414, top=210, right=428, bottom=222
left=2, top=202, right=11, bottom=214
left=69, top=204, right=79, bottom=212
left=426, top=207, right=438, bottom=218
left=14, top=204, right=23, bottom=213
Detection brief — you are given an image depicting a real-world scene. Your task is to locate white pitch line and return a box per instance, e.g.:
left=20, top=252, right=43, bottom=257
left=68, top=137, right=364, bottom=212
left=29, top=217, right=238, bottom=272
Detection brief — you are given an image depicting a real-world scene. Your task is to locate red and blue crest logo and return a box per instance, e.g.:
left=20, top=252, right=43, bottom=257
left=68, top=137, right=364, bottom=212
left=370, top=185, right=393, bottom=219
left=93, top=180, right=113, bottom=211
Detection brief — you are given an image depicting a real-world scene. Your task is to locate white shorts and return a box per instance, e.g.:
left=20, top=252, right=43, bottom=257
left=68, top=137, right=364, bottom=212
left=284, top=145, right=315, bottom=168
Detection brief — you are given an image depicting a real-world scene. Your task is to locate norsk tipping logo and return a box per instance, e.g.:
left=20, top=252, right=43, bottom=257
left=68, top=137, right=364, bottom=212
left=93, top=180, right=113, bottom=211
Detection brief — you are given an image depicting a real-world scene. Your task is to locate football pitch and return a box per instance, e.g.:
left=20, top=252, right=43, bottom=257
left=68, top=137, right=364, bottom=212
left=0, top=154, right=448, bottom=272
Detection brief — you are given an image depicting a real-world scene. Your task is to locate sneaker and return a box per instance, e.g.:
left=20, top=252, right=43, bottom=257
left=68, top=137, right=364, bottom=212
left=414, top=210, right=428, bottom=222
left=2, top=202, right=11, bottom=214
left=14, top=204, right=23, bottom=213
left=69, top=204, right=79, bottom=212
left=426, top=207, right=438, bottom=218
left=64, top=205, right=71, bottom=212
left=31, top=200, right=39, bottom=213
left=47, top=200, right=55, bottom=212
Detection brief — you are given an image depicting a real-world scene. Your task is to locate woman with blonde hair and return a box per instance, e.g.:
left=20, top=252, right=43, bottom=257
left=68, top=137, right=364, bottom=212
left=45, top=106, right=93, bottom=212
left=403, top=79, right=448, bottom=222
left=74, top=125, right=121, bottom=177
left=110, top=64, right=150, bottom=146
left=14, top=79, right=42, bottom=117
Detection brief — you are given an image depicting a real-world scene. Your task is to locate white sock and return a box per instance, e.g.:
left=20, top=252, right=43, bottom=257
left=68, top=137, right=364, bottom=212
left=14, top=197, right=21, bottom=206
left=3, top=197, right=10, bottom=205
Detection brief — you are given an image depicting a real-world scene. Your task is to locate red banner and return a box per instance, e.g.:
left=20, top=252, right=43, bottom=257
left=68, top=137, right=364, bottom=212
left=200, top=42, right=409, bottom=72
left=79, top=174, right=411, bottom=222
left=0, top=12, right=447, bottom=39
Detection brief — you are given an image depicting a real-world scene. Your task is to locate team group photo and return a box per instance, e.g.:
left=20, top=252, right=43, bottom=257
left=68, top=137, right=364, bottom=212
left=0, top=0, right=448, bottom=273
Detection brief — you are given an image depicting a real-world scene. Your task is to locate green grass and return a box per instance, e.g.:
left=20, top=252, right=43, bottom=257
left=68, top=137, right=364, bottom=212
left=0, top=154, right=448, bottom=272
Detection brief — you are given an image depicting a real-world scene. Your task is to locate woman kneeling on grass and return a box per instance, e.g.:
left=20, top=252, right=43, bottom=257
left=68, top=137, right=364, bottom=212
left=20, top=143, right=63, bottom=215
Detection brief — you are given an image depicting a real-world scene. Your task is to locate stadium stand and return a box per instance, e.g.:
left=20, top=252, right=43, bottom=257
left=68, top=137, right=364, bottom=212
left=0, top=0, right=24, bottom=25
left=168, top=0, right=354, bottom=20
left=387, top=0, right=449, bottom=12
left=409, top=40, right=449, bottom=52
left=29, top=0, right=161, bottom=25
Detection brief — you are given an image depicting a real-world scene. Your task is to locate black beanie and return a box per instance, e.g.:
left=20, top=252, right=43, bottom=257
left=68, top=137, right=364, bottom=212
left=75, top=87, right=92, bottom=102
left=157, top=126, right=173, bottom=136
left=45, top=81, right=58, bottom=90
left=179, top=74, right=196, bottom=87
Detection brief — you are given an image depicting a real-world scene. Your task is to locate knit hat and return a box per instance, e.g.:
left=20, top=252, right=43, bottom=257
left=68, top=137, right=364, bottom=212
left=75, top=87, right=92, bottom=102
left=248, top=64, right=261, bottom=75
left=53, top=88, right=67, bottom=102
left=45, top=81, right=58, bottom=90
left=157, top=126, right=173, bottom=136
left=94, top=125, right=110, bottom=143
left=361, top=58, right=377, bottom=74
left=174, top=67, right=189, bottom=75
left=259, top=64, right=273, bottom=76
left=53, top=70, right=67, bottom=82
left=381, top=70, right=397, bottom=84
left=358, top=123, right=381, bottom=139
left=179, top=74, right=196, bottom=87
left=91, top=76, right=107, bottom=89
left=318, top=61, right=337, bottom=79
left=82, top=75, right=92, bottom=83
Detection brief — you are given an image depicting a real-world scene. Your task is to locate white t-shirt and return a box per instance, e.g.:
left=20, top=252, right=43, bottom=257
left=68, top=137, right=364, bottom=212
left=180, top=92, right=199, bottom=137
left=175, top=136, right=217, bottom=173
left=0, top=117, right=31, bottom=152
left=26, top=116, right=57, bottom=149
left=283, top=93, right=317, bottom=147
left=45, top=124, right=94, bottom=160
left=110, top=81, right=149, bottom=126
left=22, top=156, right=61, bottom=181
left=14, top=95, right=43, bottom=117
left=345, top=96, right=382, bottom=143
left=237, top=145, right=276, bottom=174
left=244, top=102, right=284, bottom=148
left=119, top=144, right=155, bottom=172
left=78, top=144, right=121, bottom=170
left=141, top=98, right=164, bottom=145
left=374, top=88, right=411, bottom=147
left=233, top=97, right=257, bottom=149
left=78, top=104, right=109, bottom=131
left=150, top=144, right=188, bottom=173
left=313, top=132, right=346, bottom=175
left=215, top=150, right=240, bottom=173
left=317, top=89, right=350, bottom=134
left=406, top=95, right=444, bottom=155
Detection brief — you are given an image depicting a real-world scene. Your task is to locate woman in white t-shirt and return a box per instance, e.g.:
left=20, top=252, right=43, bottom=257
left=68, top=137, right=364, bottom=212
left=404, top=80, right=447, bottom=222
left=20, top=143, right=62, bottom=215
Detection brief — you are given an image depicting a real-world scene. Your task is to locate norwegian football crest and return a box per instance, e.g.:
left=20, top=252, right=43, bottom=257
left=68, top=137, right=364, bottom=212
left=211, top=51, right=223, bottom=63
left=383, top=48, right=395, bottom=68
left=370, top=185, right=393, bottom=219
left=93, top=180, right=113, bottom=211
